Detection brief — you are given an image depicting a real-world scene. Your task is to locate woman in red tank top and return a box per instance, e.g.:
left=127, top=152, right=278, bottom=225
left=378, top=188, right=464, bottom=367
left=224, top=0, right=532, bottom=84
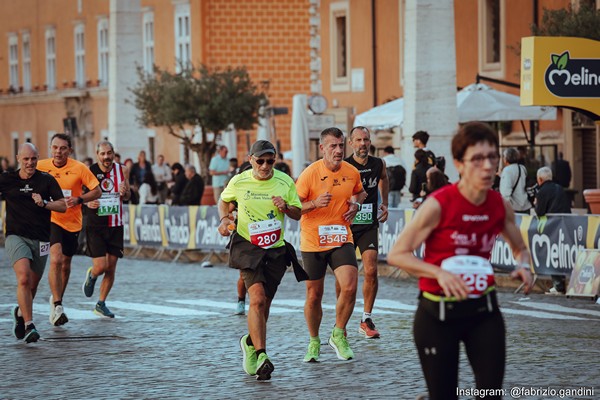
left=387, top=122, right=533, bottom=400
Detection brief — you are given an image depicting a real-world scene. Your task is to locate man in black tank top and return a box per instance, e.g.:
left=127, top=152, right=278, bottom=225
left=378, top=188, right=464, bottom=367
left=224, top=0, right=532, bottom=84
left=81, top=140, right=131, bottom=318
left=342, top=126, right=389, bottom=339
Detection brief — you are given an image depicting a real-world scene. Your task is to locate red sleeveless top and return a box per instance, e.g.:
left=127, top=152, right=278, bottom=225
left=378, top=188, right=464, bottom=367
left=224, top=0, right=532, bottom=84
left=420, top=183, right=505, bottom=294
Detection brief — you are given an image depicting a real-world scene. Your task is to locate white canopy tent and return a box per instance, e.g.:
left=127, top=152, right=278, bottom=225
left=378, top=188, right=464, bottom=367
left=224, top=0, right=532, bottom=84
left=353, top=83, right=557, bottom=130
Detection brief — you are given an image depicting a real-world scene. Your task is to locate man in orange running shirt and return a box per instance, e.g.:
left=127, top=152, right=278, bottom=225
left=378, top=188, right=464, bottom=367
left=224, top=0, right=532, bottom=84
left=295, top=127, right=367, bottom=363
left=37, top=133, right=101, bottom=326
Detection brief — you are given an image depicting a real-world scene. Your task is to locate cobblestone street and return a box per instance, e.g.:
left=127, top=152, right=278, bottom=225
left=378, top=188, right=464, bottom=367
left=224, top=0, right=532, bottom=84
left=1, top=250, right=599, bottom=399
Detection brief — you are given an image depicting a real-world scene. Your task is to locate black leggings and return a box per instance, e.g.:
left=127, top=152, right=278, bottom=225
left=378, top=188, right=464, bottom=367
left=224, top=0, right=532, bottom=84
left=413, top=299, right=506, bottom=400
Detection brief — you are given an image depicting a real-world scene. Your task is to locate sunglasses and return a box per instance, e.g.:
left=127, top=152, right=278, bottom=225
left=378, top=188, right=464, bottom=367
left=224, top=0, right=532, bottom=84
left=254, top=158, right=276, bottom=165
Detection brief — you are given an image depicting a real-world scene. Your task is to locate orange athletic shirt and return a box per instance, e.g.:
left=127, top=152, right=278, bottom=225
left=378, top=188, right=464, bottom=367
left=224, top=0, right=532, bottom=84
left=37, top=158, right=100, bottom=232
left=296, top=159, right=363, bottom=252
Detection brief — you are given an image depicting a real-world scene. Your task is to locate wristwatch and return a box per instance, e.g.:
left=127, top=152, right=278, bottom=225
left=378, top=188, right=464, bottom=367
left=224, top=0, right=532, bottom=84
left=77, top=196, right=84, bottom=205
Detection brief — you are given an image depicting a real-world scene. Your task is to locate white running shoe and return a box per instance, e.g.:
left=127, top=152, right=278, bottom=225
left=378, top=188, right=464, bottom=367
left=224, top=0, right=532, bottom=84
left=49, top=295, right=69, bottom=326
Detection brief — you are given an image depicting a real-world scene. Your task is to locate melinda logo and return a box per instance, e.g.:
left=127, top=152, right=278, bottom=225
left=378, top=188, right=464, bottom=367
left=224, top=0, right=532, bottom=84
left=544, top=51, right=600, bottom=97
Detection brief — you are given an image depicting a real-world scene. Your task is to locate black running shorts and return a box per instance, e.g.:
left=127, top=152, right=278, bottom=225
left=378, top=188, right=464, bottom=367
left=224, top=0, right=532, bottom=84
left=301, top=243, right=358, bottom=280
left=50, top=223, right=80, bottom=257
left=85, top=225, right=124, bottom=259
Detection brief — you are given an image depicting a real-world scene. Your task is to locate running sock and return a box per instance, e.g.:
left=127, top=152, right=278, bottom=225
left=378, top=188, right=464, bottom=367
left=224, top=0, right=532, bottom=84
left=256, top=349, right=265, bottom=356
left=362, top=312, right=372, bottom=322
left=25, top=321, right=33, bottom=328
left=17, top=308, right=23, bottom=317
left=246, top=335, right=253, bottom=346
left=54, top=300, right=62, bottom=306
left=332, top=326, right=345, bottom=336
left=237, top=297, right=245, bottom=302
left=310, top=336, right=320, bottom=343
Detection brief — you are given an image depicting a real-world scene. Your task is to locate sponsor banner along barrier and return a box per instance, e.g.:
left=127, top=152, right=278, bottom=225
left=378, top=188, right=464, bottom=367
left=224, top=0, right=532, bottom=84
left=2, top=202, right=597, bottom=276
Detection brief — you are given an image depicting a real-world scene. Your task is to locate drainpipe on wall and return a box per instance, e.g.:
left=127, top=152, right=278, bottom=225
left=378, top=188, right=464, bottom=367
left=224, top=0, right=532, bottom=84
left=372, top=0, right=378, bottom=107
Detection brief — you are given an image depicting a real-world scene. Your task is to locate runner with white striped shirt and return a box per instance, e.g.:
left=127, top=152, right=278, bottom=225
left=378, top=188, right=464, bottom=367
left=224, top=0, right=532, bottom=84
left=82, top=140, right=131, bottom=318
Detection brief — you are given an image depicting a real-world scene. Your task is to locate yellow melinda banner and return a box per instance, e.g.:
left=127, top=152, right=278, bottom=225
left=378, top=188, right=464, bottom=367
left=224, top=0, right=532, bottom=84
left=520, top=36, right=600, bottom=119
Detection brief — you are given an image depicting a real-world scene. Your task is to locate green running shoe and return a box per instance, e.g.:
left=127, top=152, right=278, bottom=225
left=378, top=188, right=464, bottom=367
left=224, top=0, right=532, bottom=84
left=255, top=352, right=274, bottom=381
left=303, top=339, right=321, bottom=362
left=240, top=334, right=257, bottom=376
left=329, top=328, right=354, bottom=360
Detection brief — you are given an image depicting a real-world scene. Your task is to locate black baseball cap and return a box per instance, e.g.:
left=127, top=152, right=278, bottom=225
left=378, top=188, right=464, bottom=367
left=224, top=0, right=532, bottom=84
left=250, top=140, right=276, bottom=157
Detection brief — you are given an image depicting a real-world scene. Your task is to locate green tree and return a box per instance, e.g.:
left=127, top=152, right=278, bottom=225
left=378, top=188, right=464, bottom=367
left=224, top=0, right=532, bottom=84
left=532, top=3, right=600, bottom=40
left=130, top=64, right=266, bottom=182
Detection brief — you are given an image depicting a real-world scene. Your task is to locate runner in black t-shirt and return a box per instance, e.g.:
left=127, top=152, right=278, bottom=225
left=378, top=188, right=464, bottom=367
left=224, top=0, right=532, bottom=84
left=0, top=143, right=65, bottom=343
left=344, top=126, right=389, bottom=339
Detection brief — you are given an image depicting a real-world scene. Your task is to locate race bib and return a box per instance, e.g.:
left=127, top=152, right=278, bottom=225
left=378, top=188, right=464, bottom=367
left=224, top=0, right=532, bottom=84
left=318, top=225, right=348, bottom=248
left=248, top=219, right=282, bottom=249
left=39, top=242, right=50, bottom=257
left=62, top=189, right=72, bottom=197
left=98, top=193, right=120, bottom=216
left=441, top=255, right=494, bottom=298
left=352, top=203, right=373, bottom=225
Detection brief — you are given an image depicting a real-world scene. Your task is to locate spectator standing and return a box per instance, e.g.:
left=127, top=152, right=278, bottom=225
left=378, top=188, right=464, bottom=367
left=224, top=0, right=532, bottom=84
left=130, top=150, right=152, bottom=189
left=170, top=163, right=188, bottom=206
left=409, top=149, right=432, bottom=202
left=412, top=130, right=436, bottom=168
left=534, top=166, right=571, bottom=295
left=274, top=153, right=292, bottom=177
left=1, top=156, right=15, bottom=173
left=1, top=143, right=66, bottom=342
left=382, top=146, right=407, bottom=208
left=152, top=154, right=172, bottom=204
left=179, top=165, right=205, bottom=205
left=209, top=145, right=231, bottom=204
left=138, top=170, right=160, bottom=205
left=413, top=167, right=450, bottom=209
left=500, top=147, right=532, bottom=213
left=551, top=152, right=572, bottom=188
left=123, top=158, right=138, bottom=204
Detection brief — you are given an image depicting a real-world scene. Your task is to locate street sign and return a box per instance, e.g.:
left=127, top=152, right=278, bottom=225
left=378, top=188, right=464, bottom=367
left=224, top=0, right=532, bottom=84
left=307, top=114, right=335, bottom=139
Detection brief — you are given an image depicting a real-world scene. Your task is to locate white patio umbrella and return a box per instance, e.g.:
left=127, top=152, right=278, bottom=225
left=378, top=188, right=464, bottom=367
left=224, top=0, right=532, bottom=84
left=456, top=83, right=557, bottom=122
left=353, top=83, right=556, bottom=129
left=290, top=94, right=309, bottom=178
left=353, top=97, right=404, bottom=130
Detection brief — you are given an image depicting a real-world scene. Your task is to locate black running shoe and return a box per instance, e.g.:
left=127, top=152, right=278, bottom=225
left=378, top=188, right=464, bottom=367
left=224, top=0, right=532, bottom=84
left=12, top=306, right=25, bottom=340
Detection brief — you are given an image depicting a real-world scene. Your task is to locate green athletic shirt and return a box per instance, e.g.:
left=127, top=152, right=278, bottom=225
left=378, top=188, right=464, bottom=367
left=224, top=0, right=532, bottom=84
left=221, top=169, right=301, bottom=249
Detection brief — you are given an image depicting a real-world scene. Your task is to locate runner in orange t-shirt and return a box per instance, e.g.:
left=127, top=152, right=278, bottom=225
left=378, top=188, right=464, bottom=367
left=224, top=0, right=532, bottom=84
left=36, top=133, right=101, bottom=326
left=295, top=127, right=367, bottom=362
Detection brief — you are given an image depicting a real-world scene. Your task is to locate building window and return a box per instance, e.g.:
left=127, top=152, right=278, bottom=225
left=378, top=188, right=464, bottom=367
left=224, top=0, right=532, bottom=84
left=8, top=34, right=19, bottom=90
left=478, top=0, right=505, bottom=77
left=97, top=19, right=109, bottom=86
left=74, top=24, right=86, bottom=88
left=174, top=3, right=191, bottom=72
left=143, top=12, right=155, bottom=74
left=12, top=132, right=19, bottom=165
left=330, top=1, right=350, bottom=92
left=22, top=33, right=31, bottom=92
left=47, top=130, right=56, bottom=157
left=46, top=28, right=56, bottom=90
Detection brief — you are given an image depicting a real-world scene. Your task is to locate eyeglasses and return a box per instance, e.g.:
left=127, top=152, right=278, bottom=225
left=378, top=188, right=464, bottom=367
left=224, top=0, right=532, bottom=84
left=253, top=157, right=275, bottom=165
left=462, top=153, right=500, bottom=166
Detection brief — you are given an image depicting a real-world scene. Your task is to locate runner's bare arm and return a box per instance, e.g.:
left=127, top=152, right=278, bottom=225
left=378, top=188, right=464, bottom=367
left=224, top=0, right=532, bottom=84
left=217, top=199, right=234, bottom=236
left=387, top=197, right=470, bottom=299
left=120, top=165, right=131, bottom=201
left=378, top=159, right=389, bottom=222
left=32, top=192, right=67, bottom=213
